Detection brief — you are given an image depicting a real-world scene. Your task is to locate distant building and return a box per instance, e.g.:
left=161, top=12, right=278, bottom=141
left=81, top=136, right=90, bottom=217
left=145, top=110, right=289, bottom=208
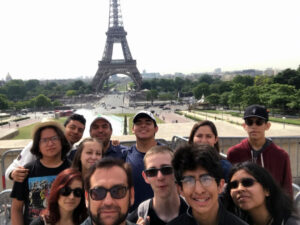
left=263, top=68, right=280, bottom=76
left=214, top=68, right=222, bottom=74
left=142, top=71, right=161, bottom=79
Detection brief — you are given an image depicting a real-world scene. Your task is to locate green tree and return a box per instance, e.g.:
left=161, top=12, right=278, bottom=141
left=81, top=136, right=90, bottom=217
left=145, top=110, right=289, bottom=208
left=6, top=80, right=26, bottom=100
left=35, top=94, right=52, bottom=109
left=66, top=90, right=77, bottom=96
left=206, top=93, right=220, bottom=106
left=0, top=94, right=9, bottom=110
left=193, top=83, right=209, bottom=99
left=274, top=69, right=300, bottom=89
left=220, top=92, right=230, bottom=107
left=267, top=84, right=296, bottom=111
left=228, top=83, right=245, bottom=112
left=233, top=75, right=254, bottom=86
left=241, top=86, right=262, bottom=107
left=254, top=75, right=273, bottom=86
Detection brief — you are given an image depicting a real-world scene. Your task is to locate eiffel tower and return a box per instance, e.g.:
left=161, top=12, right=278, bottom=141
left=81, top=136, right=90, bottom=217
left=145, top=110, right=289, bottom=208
left=92, top=0, right=142, bottom=92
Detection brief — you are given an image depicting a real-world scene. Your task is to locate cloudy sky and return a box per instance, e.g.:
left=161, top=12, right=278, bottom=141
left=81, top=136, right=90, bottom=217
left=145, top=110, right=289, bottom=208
left=0, top=0, right=299, bottom=80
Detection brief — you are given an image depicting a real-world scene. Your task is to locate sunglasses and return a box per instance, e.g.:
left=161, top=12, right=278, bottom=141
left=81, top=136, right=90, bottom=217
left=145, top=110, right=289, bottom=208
left=89, top=185, right=128, bottom=201
left=229, top=178, right=256, bottom=189
left=59, top=186, right=83, bottom=198
left=245, top=118, right=266, bottom=126
left=144, top=166, right=173, bottom=177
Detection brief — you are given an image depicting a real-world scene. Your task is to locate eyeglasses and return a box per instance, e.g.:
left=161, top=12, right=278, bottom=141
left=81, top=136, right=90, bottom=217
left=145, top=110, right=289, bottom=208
left=229, top=178, right=256, bottom=189
left=40, top=136, right=60, bottom=145
left=245, top=118, right=265, bottom=126
left=89, top=185, right=128, bottom=201
left=181, top=174, right=215, bottom=188
left=144, top=166, right=173, bottom=177
left=59, top=186, right=83, bottom=198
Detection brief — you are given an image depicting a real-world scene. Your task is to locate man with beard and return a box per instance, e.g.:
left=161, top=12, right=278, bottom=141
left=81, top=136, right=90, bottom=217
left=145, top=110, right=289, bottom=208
left=81, top=157, right=137, bottom=225
left=89, top=116, right=128, bottom=160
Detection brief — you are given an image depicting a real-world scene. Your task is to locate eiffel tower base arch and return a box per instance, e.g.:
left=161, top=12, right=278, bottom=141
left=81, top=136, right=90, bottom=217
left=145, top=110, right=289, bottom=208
left=92, top=60, right=142, bottom=92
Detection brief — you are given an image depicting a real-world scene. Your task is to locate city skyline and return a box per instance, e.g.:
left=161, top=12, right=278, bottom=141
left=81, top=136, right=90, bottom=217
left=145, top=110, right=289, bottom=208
left=0, top=0, right=299, bottom=80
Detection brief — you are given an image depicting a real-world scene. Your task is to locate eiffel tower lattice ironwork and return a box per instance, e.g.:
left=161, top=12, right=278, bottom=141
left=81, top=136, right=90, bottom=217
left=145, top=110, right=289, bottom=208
left=92, top=0, right=142, bottom=92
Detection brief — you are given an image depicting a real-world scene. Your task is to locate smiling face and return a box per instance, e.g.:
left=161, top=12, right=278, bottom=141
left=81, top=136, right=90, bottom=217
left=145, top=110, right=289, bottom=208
left=90, top=119, right=112, bottom=148
left=142, top=152, right=175, bottom=199
left=193, top=125, right=218, bottom=147
left=65, top=120, right=85, bottom=145
left=80, top=141, right=103, bottom=171
left=132, top=117, right=158, bottom=140
left=229, top=169, right=269, bottom=214
left=58, top=179, right=83, bottom=214
left=179, top=167, right=223, bottom=220
left=39, top=128, right=62, bottom=160
left=86, top=166, right=134, bottom=225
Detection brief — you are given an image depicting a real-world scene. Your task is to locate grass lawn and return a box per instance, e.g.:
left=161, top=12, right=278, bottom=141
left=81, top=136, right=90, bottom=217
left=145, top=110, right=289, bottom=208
left=12, top=117, right=67, bottom=140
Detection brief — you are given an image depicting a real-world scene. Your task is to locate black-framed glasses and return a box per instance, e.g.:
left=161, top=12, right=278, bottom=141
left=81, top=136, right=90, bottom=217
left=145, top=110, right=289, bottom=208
left=245, top=118, right=265, bottom=126
left=89, top=185, right=128, bottom=201
left=144, top=166, right=173, bottom=177
left=229, top=178, right=256, bottom=189
left=59, top=186, right=83, bottom=198
left=181, top=174, right=215, bottom=188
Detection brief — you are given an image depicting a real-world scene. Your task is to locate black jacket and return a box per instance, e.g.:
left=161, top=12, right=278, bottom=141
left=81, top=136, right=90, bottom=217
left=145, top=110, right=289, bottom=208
left=166, top=202, right=248, bottom=225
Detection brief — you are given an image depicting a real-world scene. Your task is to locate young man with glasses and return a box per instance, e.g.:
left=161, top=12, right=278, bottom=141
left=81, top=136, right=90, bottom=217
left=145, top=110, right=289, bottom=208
left=168, top=144, right=247, bottom=225
left=127, top=146, right=188, bottom=225
left=82, top=158, right=137, bottom=225
left=227, top=104, right=293, bottom=196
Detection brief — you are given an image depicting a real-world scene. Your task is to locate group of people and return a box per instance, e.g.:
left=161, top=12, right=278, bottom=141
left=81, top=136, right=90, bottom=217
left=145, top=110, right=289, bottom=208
left=6, top=104, right=299, bottom=225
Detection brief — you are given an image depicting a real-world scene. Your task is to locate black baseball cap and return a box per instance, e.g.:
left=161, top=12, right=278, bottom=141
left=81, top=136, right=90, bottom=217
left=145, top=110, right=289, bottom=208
left=243, top=105, right=269, bottom=121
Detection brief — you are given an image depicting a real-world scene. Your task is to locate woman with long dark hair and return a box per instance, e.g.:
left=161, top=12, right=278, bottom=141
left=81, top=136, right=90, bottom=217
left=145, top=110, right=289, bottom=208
left=30, top=168, right=87, bottom=225
left=224, top=162, right=299, bottom=225
left=188, top=120, right=232, bottom=182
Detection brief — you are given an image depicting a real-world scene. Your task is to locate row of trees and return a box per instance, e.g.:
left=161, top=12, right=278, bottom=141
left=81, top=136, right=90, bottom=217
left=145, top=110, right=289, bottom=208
left=1, top=66, right=300, bottom=113
left=0, top=79, right=93, bottom=111
left=142, top=66, right=300, bottom=113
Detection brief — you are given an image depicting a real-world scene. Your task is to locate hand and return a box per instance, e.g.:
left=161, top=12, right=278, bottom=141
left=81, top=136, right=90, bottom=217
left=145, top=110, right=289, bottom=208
left=111, top=139, right=120, bottom=146
left=137, top=216, right=150, bottom=225
left=11, top=166, right=29, bottom=182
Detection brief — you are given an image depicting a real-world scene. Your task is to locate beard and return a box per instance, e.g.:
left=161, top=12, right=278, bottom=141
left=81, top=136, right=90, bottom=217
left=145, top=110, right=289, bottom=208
left=88, top=201, right=130, bottom=225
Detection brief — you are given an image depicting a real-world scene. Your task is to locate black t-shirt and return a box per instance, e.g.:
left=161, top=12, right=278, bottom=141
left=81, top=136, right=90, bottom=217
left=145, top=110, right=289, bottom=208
left=11, top=159, right=70, bottom=225
left=127, top=197, right=188, bottom=225
left=29, top=216, right=44, bottom=225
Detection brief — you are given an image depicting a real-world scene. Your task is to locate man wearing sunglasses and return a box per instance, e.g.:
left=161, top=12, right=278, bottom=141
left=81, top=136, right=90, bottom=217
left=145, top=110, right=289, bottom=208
left=82, top=158, right=137, bottom=225
left=126, top=111, right=162, bottom=211
left=127, top=146, right=188, bottom=225
left=168, top=144, right=247, bottom=225
left=227, top=104, right=293, bottom=196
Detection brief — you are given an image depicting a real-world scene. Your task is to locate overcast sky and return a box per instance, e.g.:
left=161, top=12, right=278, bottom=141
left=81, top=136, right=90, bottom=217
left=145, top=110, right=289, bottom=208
left=0, top=0, right=299, bottom=80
